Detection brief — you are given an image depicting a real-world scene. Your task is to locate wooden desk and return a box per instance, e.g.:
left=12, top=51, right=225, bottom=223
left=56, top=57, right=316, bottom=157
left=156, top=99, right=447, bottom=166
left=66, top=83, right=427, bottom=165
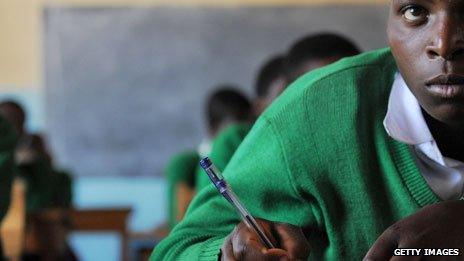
left=69, top=208, right=132, bottom=261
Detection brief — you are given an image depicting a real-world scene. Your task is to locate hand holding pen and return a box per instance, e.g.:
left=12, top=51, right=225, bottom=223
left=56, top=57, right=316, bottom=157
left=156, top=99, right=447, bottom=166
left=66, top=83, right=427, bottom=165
left=200, top=157, right=310, bottom=260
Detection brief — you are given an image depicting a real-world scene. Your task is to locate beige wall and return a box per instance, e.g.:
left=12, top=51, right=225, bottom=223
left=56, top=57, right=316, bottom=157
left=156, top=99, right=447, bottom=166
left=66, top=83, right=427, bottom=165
left=0, top=0, right=389, bottom=90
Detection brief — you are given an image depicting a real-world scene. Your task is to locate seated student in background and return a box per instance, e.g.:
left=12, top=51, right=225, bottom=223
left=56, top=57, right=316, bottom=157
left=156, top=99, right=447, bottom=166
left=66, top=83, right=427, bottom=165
left=152, top=4, right=464, bottom=259
left=194, top=55, right=286, bottom=191
left=166, top=88, right=251, bottom=229
left=195, top=33, right=361, bottom=192
left=0, top=101, right=75, bottom=260
left=0, top=116, right=18, bottom=260
left=0, top=101, right=73, bottom=213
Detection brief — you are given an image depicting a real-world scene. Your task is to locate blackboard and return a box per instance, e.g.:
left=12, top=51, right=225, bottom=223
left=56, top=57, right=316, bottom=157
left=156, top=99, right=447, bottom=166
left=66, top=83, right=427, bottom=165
left=44, top=5, right=389, bottom=177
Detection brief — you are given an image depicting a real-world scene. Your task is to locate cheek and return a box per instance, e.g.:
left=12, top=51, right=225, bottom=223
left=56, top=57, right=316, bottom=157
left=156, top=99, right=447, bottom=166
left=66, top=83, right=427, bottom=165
left=388, top=22, right=426, bottom=84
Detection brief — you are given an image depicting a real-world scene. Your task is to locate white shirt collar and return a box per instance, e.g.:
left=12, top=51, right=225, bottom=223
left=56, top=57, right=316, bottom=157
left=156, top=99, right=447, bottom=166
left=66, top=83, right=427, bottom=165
left=383, top=73, right=434, bottom=145
left=384, top=73, right=464, bottom=200
left=383, top=73, right=464, bottom=167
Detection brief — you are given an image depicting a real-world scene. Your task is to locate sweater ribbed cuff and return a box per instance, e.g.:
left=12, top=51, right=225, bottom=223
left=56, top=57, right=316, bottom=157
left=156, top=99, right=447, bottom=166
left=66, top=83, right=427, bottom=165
left=198, top=237, right=225, bottom=261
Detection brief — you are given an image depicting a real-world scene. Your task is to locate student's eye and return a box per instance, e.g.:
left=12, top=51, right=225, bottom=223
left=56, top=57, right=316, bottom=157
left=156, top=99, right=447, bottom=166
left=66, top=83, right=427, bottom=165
left=401, top=5, right=428, bottom=24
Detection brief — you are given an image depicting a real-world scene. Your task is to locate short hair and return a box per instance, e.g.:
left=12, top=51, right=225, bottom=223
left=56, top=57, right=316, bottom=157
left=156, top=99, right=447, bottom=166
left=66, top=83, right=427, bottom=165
left=255, top=55, right=286, bottom=98
left=0, top=100, right=26, bottom=129
left=206, top=87, right=252, bottom=133
left=285, top=33, right=361, bottom=81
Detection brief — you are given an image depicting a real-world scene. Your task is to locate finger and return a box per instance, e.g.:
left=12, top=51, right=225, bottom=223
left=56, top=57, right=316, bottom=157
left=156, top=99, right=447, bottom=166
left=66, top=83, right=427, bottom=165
left=221, top=235, right=237, bottom=261
left=232, top=221, right=290, bottom=260
left=255, top=219, right=279, bottom=247
left=264, top=248, right=289, bottom=261
left=232, top=236, right=269, bottom=260
left=231, top=222, right=268, bottom=260
left=273, top=223, right=310, bottom=260
left=363, top=228, right=398, bottom=261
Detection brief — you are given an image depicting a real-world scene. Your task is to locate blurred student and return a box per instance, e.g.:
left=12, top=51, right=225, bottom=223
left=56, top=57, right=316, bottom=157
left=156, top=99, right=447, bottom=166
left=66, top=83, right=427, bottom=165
left=0, top=115, right=18, bottom=260
left=194, top=55, right=286, bottom=191
left=284, top=33, right=360, bottom=83
left=194, top=33, right=361, bottom=192
left=0, top=101, right=75, bottom=260
left=166, top=88, right=251, bottom=229
left=0, top=101, right=73, bottom=213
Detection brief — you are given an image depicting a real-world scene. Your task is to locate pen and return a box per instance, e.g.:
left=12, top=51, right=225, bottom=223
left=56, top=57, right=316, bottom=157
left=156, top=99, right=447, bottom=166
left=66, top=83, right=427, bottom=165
left=200, top=157, right=275, bottom=249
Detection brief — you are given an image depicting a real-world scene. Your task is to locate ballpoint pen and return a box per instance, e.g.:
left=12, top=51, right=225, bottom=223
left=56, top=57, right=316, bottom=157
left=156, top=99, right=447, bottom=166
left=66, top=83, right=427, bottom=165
left=200, top=157, right=275, bottom=249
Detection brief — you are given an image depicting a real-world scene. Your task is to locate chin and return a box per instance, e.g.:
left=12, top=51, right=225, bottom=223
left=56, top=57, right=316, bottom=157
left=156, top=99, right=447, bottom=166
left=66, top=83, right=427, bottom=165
left=431, top=104, right=464, bottom=127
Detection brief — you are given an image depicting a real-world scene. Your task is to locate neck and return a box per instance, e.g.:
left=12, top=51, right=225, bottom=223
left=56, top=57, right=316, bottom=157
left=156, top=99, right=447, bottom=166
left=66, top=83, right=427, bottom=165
left=422, top=109, right=464, bottom=161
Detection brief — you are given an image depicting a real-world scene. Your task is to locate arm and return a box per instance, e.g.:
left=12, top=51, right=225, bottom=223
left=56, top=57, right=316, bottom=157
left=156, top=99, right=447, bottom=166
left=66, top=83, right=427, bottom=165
left=175, top=182, right=195, bottom=222
left=151, top=117, right=314, bottom=260
left=165, top=151, right=199, bottom=229
left=0, top=116, right=17, bottom=222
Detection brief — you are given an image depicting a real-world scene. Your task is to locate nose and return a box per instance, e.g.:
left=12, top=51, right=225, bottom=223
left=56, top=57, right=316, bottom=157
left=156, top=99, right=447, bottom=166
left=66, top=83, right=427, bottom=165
left=426, top=15, right=464, bottom=61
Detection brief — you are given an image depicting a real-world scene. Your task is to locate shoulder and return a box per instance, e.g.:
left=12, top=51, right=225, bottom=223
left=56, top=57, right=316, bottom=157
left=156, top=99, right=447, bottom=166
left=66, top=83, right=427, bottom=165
left=264, top=48, right=397, bottom=123
left=212, top=122, right=253, bottom=150
left=170, top=150, right=199, bottom=163
left=217, top=123, right=253, bottom=141
left=54, top=169, right=73, bottom=182
left=166, top=150, right=200, bottom=174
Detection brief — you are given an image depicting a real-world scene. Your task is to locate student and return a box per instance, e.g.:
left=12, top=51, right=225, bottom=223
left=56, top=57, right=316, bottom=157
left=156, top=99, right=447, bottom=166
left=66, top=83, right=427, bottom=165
left=152, top=3, right=464, bottom=259
left=284, top=33, right=360, bottom=83
left=194, top=55, right=286, bottom=192
left=0, top=102, right=75, bottom=260
left=0, top=101, right=72, bottom=213
left=0, top=116, right=18, bottom=260
left=195, top=34, right=361, bottom=192
left=166, top=88, right=251, bottom=229
left=0, top=101, right=52, bottom=213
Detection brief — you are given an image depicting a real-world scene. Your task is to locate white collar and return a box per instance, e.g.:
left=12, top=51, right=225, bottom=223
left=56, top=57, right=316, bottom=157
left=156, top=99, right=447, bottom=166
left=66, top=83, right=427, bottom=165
left=383, top=73, right=434, bottom=145
left=384, top=73, right=464, bottom=200
left=383, top=73, right=448, bottom=165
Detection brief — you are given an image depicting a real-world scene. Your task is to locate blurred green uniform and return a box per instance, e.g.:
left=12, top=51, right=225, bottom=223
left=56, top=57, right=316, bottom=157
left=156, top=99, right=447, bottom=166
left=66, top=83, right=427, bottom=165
left=195, top=123, right=252, bottom=191
left=18, top=157, right=73, bottom=213
left=165, top=150, right=199, bottom=229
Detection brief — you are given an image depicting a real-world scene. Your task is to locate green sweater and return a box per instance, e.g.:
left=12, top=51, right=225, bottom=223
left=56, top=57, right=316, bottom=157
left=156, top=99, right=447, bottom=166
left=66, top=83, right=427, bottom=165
left=50, top=169, right=73, bottom=208
left=166, top=150, right=200, bottom=229
left=151, top=48, right=440, bottom=260
left=18, top=158, right=74, bottom=213
left=18, top=157, right=56, bottom=213
left=195, top=123, right=252, bottom=191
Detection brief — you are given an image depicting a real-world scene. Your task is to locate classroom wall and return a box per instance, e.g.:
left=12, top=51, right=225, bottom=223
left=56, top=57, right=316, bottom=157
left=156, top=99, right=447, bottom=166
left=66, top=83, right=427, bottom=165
left=0, top=0, right=388, bottom=92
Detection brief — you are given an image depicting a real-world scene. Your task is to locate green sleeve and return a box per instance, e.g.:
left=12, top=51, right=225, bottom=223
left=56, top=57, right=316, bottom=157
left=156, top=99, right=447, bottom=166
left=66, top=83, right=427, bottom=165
left=0, top=117, right=17, bottom=222
left=195, top=123, right=251, bottom=191
left=51, top=170, right=73, bottom=208
left=18, top=158, right=55, bottom=213
left=166, top=151, right=200, bottom=229
left=151, top=117, right=314, bottom=260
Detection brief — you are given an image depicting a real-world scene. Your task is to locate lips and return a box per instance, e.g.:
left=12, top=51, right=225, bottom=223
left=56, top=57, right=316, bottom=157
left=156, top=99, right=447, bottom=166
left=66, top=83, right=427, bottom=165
left=425, top=74, right=464, bottom=98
